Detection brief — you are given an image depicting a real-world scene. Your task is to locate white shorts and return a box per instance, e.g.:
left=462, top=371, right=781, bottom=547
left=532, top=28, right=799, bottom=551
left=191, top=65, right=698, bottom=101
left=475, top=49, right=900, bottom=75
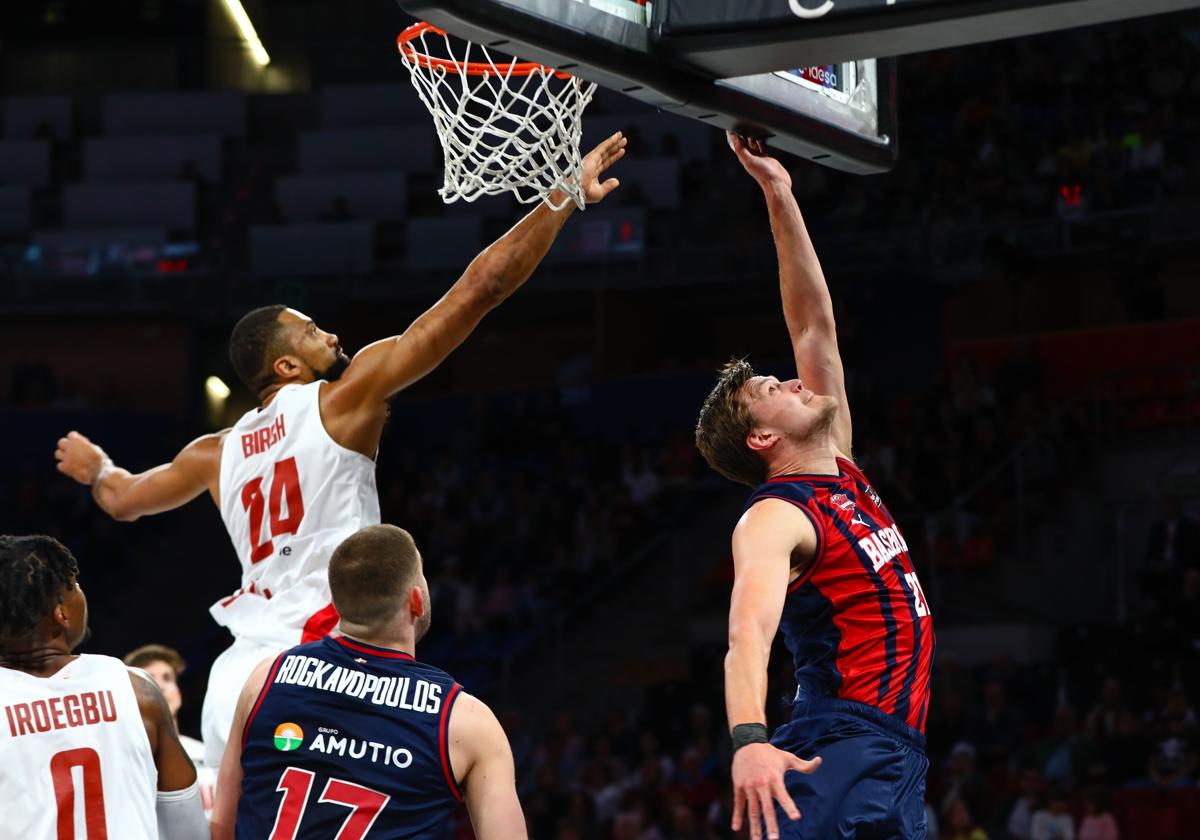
left=200, top=636, right=282, bottom=769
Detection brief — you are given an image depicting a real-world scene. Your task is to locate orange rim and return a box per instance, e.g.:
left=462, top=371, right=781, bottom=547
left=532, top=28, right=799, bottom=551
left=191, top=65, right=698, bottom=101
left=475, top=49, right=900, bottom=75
left=396, top=22, right=572, bottom=79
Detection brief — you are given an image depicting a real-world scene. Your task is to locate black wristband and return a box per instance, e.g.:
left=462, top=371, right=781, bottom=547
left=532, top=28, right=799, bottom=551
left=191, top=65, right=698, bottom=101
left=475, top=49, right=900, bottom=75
left=731, top=722, right=769, bottom=753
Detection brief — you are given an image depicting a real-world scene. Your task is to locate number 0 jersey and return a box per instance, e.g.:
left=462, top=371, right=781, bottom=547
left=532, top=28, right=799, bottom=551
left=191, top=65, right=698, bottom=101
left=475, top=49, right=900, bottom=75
left=0, top=655, right=159, bottom=840
left=237, top=636, right=464, bottom=839
left=216, top=381, right=381, bottom=647
left=746, top=457, right=935, bottom=733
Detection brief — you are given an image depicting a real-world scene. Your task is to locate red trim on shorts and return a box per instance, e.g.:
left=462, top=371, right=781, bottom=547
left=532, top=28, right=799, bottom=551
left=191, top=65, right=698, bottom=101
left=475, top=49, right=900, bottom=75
left=439, top=683, right=465, bottom=801
left=300, top=602, right=340, bottom=643
left=242, top=653, right=286, bottom=747
left=334, top=635, right=415, bottom=661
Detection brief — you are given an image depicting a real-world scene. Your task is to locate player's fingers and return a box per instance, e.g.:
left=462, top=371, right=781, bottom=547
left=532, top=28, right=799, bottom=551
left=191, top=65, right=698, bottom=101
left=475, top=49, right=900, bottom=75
left=746, top=789, right=763, bottom=840
left=772, top=777, right=801, bottom=821
left=599, top=177, right=619, bottom=196
left=759, top=787, right=781, bottom=839
left=792, top=754, right=822, bottom=774
left=731, top=785, right=745, bottom=830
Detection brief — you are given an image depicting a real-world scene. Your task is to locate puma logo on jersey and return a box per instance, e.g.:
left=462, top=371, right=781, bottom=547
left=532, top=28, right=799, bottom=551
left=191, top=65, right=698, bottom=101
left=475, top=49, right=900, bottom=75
left=4, top=691, right=118, bottom=737
left=241, top=415, right=286, bottom=458
left=858, top=525, right=909, bottom=572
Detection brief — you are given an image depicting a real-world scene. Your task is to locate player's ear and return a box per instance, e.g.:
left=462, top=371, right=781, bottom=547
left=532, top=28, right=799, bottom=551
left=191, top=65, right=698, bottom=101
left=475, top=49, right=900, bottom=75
left=408, top=586, right=425, bottom=619
left=273, top=354, right=303, bottom=380
left=746, top=427, right=775, bottom=453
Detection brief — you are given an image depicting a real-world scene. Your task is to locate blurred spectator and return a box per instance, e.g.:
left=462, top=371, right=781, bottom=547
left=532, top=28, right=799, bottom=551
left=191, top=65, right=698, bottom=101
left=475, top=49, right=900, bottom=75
left=942, top=797, right=988, bottom=840
left=1030, top=788, right=1075, bottom=840
left=1077, top=790, right=1119, bottom=840
left=1006, top=766, right=1044, bottom=840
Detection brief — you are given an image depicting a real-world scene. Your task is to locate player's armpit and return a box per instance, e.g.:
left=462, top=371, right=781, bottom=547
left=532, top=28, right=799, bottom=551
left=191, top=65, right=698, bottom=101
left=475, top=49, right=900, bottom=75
left=211, top=655, right=275, bottom=840
left=725, top=500, right=817, bottom=728
left=450, top=692, right=529, bottom=840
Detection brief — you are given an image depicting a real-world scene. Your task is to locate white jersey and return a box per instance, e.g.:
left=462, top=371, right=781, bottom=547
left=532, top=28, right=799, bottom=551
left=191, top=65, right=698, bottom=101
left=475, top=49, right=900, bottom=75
left=215, top=380, right=380, bottom=647
left=0, top=655, right=158, bottom=840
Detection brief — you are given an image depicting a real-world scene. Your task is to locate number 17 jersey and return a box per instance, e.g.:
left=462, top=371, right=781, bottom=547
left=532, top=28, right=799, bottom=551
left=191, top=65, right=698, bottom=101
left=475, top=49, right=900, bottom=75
left=216, top=381, right=381, bottom=647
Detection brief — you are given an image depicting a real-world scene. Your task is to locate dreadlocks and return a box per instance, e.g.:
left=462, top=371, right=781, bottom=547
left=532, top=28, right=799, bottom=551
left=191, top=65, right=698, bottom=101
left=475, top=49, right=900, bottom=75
left=0, top=535, right=79, bottom=643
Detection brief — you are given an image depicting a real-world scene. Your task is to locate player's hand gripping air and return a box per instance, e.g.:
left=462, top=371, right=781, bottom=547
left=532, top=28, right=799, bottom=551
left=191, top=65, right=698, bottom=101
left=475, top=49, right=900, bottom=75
left=732, top=742, right=822, bottom=840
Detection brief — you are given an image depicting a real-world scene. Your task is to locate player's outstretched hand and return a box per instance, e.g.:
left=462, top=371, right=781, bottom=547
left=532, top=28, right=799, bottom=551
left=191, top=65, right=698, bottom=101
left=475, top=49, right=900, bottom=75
left=580, top=130, right=627, bottom=204
left=728, top=131, right=792, bottom=192
left=731, top=742, right=821, bottom=840
left=55, top=431, right=108, bottom=485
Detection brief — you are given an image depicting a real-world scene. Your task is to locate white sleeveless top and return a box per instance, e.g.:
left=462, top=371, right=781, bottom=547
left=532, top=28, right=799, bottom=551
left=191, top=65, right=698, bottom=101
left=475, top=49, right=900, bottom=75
left=215, top=380, right=381, bottom=646
left=0, top=655, right=158, bottom=840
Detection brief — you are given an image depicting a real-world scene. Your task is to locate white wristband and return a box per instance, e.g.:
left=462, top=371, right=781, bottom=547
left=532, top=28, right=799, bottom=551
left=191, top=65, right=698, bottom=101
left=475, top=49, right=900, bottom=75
left=92, top=457, right=115, bottom=486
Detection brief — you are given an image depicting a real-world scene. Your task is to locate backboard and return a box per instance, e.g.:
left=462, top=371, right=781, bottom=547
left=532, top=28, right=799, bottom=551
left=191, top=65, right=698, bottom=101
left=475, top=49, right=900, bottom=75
left=396, top=0, right=898, bottom=174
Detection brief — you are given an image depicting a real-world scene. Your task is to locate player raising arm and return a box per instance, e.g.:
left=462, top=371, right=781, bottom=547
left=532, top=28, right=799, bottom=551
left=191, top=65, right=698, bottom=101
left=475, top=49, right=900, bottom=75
left=53, top=131, right=626, bottom=769
left=211, top=525, right=527, bottom=840
left=695, top=134, right=933, bottom=840
left=55, top=130, right=628, bottom=518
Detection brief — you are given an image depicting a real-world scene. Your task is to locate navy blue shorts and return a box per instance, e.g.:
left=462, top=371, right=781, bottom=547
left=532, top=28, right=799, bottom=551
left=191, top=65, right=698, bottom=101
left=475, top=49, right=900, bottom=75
left=768, top=698, right=929, bottom=839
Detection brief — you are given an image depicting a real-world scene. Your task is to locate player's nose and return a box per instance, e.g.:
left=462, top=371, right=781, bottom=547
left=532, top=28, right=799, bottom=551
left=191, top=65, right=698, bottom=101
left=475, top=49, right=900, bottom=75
left=325, top=331, right=339, bottom=348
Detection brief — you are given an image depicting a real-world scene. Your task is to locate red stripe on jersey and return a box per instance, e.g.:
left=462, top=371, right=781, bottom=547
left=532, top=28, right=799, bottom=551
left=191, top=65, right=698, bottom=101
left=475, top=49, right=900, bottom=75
left=334, top=636, right=415, bottom=661
left=438, top=684, right=464, bottom=801
left=300, top=602, right=340, bottom=644
left=808, top=561, right=890, bottom=708
left=242, top=653, right=286, bottom=747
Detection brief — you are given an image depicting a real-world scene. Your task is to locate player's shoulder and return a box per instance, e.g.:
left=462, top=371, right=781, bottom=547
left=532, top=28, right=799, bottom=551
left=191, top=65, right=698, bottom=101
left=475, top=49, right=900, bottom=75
left=734, top=495, right=819, bottom=550
left=446, top=689, right=499, bottom=742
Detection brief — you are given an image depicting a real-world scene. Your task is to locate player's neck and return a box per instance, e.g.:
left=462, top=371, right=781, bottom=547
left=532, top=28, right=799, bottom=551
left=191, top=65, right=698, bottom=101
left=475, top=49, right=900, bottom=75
left=768, top=438, right=839, bottom=478
left=340, top=628, right=416, bottom=658
left=0, top=643, right=77, bottom=677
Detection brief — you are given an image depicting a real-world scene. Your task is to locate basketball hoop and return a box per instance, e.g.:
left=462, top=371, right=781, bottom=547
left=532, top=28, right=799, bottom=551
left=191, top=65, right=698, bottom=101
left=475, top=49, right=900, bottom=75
left=396, top=22, right=597, bottom=210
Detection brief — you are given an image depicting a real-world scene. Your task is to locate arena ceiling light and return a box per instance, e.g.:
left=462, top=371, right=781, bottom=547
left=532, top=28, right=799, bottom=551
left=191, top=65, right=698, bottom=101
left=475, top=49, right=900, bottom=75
left=221, top=0, right=271, bottom=66
left=206, top=375, right=232, bottom=401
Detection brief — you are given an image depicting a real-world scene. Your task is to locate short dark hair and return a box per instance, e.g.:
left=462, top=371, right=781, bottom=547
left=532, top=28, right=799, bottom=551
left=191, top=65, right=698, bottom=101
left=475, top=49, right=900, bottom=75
left=329, top=525, right=422, bottom=629
left=695, top=358, right=767, bottom=486
left=124, top=643, right=186, bottom=675
left=0, top=535, right=79, bottom=641
left=229, top=304, right=289, bottom=393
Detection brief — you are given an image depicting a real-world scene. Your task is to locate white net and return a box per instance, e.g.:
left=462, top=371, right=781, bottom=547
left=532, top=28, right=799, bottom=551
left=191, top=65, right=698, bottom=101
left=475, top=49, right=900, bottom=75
left=398, top=25, right=598, bottom=211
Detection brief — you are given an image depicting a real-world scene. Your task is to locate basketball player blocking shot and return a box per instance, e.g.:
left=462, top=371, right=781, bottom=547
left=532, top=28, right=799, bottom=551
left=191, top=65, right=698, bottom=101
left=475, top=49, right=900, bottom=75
left=694, top=134, right=934, bottom=840
left=54, top=131, right=627, bottom=770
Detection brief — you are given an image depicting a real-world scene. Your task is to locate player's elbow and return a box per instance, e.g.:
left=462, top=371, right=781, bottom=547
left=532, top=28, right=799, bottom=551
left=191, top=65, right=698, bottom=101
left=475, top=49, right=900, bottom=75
left=106, top=500, right=141, bottom=522
left=725, top=626, right=771, bottom=668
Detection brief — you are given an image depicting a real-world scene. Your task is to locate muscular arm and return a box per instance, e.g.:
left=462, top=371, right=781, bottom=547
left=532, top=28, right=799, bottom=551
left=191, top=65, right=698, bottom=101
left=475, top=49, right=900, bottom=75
left=725, top=499, right=816, bottom=730
left=448, top=692, right=528, bottom=840
left=128, top=668, right=198, bottom=791
left=210, top=656, right=274, bottom=840
left=56, top=431, right=222, bottom=521
left=321, top=133, right=626, bottom=452
left=726, top=500, right=822, bottom=840
left=731, top=134, right=853, bottom=456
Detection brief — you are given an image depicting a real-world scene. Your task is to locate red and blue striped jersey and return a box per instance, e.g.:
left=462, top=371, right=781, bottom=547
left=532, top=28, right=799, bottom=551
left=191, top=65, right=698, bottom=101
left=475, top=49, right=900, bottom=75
left=746, top=457, right=935, bottom=733
left=237, top=636, right=463, bottom=838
